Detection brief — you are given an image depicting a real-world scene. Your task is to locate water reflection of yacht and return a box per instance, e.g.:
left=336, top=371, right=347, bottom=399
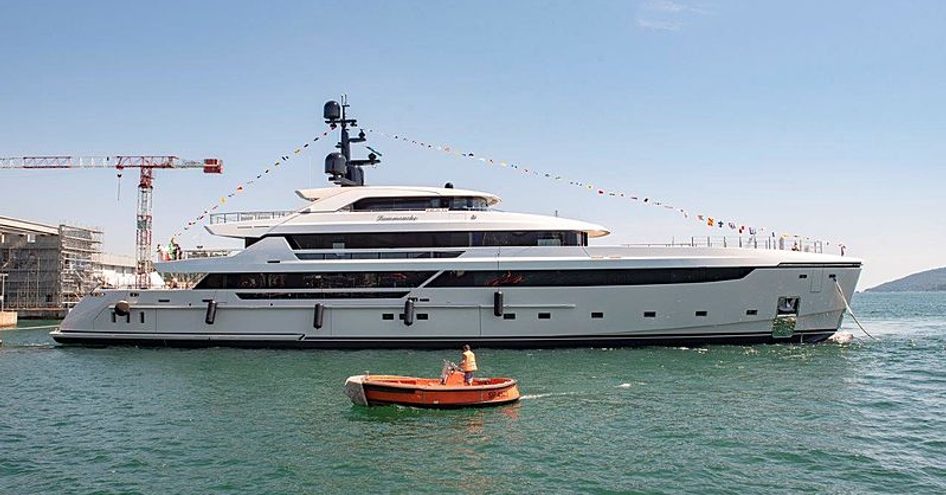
left=53, top=100, right=861, bottom=348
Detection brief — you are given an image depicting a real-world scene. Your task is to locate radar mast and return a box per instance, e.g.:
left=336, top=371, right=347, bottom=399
left=323, top=96, right=380, bottom=186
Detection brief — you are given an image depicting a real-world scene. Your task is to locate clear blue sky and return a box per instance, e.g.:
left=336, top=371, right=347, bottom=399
left=1, top=0, right=943, bottom=288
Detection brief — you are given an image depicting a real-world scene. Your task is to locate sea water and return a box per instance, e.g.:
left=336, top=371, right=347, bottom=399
left=1, top=292, right=944, bottom=494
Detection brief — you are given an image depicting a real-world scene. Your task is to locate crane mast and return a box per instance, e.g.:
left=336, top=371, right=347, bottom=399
left=0, top=155, right=222, bottom=288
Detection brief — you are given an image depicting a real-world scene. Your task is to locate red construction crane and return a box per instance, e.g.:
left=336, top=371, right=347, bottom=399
left=0, top=155, right=223, bottom=288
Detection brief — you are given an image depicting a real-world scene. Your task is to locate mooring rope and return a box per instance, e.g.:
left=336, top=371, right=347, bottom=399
left=834, top=279, right=874, bottom=339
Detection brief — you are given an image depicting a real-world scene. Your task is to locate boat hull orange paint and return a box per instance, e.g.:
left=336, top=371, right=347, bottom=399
left=345, top=373, right=520, bottom=408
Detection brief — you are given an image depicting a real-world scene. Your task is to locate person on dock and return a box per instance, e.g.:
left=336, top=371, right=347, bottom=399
left=459, top=344, right=477, bottom=385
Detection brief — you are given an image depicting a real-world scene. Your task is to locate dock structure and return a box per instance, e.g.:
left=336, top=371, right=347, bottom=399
left=0, top=215, right=133, bottom=319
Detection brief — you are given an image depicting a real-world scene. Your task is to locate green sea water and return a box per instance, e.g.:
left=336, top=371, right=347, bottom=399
left=1, top=292, right=944, bottom=494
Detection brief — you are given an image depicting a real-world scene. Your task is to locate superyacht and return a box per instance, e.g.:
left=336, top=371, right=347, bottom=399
left=52, top=100, right=861, bottom=347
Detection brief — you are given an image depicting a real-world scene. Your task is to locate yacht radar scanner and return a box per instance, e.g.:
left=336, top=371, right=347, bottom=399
left=323, top=96, right=380, bottom=186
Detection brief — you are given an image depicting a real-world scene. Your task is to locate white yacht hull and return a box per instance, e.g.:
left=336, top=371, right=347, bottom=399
left=52, top=247, right=861, bottom=348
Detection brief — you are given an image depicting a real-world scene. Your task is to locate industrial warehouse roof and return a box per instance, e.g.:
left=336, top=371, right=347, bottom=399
left=0, top=215, right=60, bottom=235
left=0, top=215, right=101, bottom=236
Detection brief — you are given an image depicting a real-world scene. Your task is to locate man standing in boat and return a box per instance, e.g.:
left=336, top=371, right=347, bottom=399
left=460, top=344, right=477, bottom=385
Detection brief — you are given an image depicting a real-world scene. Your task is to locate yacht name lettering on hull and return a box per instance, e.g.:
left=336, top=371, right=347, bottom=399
left=376, top=215, right=418, bottom=221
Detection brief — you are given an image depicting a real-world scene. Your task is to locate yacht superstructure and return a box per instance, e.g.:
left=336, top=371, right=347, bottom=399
left=52, top=100, right=861, bottom=348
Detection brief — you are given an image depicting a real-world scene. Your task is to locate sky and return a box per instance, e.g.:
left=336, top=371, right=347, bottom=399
left=1, top=0, right=943, bottom=289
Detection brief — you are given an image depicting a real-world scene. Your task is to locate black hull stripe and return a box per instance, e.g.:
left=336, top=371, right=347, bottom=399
left=52, top=330, right=836, bottom=349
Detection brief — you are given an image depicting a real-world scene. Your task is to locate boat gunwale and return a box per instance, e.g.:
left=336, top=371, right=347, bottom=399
left=365, top=396, right=521, bottom=409
left=359, top=375, right=518, bottom=392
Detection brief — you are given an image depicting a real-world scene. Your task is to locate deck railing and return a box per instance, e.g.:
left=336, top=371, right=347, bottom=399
left=623, top=236, right=835, bottom=254
left=208, top=210, right=295, bottom=224
left=180, top=249, right=240, bottom=259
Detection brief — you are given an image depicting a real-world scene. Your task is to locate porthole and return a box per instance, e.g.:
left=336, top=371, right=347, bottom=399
left=695, top=311, right=707, bottom=317
left=643, top=311, right=657, bottom=318
left=591, top=312, right=604, bottom=319
left=538, top=312, right=551, bottom=320
left=503, top=313, right=516, bottom=320
left=417, top=313, right=429, bottom=320
left=746, top=309, right=758, bottom=316
left=382, top=313, right=394, bottom=320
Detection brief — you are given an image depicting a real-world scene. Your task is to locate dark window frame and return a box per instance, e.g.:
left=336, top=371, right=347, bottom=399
left=351, top=196, right=489, bottom=212
left=196, top=271, right=435, bottom=290
left=428, top=267, right=755, bottom=288
left=276, top=230, right=586, bottom=250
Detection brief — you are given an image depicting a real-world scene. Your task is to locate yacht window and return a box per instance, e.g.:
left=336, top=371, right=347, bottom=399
left=195, top=271, right=436, bottom=290
left=283, top=231, right=585, bottom=249
left=237, top=292, right=409, bottom=300
left=537, top=233, right=564, bottom=247
left=296, top=251, right=463, bottom=260
left=428, top=267, right=755, bottom=287
left=351, top=196, right=489, bottom=212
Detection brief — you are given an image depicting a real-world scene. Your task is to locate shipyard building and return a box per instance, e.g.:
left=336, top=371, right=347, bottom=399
left=0, top=215, right=134, bottom=318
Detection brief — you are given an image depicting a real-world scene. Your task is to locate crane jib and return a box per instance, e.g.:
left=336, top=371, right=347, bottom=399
left=0, top=154, right=223, bottom=289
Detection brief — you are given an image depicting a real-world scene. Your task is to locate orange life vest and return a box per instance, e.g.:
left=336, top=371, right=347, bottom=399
left=460, top=350, right=477, bottom=372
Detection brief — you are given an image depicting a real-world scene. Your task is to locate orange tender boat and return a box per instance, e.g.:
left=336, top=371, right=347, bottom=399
left=344, top=362, right=520, bottom=408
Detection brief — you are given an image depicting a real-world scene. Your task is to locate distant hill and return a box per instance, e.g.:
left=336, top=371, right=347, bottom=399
left=867, top=267, right=946, bottom=292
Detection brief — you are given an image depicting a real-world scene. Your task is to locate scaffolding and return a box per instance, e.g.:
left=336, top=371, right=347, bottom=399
left=0, top=216, right=102, bottom=315
left=59, top=225, right=103, bottom=307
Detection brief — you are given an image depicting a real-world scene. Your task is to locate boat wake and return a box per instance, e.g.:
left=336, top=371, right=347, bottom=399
left=519, top=392, right=580, bottom=400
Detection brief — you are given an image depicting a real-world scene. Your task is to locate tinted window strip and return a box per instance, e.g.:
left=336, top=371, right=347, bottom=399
left=270, top=230, right=584, bottom=249
left=352, top=196, right=489, bottom=212
left=196, top=271, right=436, bottom=290
left=427, top=267, right=755, bottom=287
left=235, top=292, right=410, bottom=300
left=296, top=251, right=463, bottom=260
left=775, top=263, right=861, bottom=268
